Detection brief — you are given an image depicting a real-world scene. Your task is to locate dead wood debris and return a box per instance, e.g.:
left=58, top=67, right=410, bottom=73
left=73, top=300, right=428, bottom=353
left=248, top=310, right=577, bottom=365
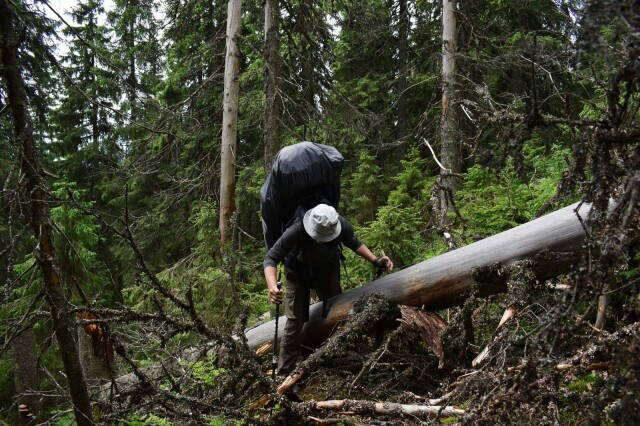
left=258, top=294, right=400, bottom=400
left=302, top=399, right=465, bottom=419
left=472, top=305, right=517, bottom=367
left=397, top=306, right=448, bottom=368
left=255, top=342, right=272, bottom=358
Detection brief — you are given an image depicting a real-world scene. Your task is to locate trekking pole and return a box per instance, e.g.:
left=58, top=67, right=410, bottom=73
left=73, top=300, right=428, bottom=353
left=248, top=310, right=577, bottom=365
left=272, top=272, right=282, bottom=381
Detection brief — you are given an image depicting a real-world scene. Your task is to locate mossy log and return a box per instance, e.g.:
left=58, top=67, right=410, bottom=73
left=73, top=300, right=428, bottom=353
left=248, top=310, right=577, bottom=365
left=246, top=202, right=591, bottom=350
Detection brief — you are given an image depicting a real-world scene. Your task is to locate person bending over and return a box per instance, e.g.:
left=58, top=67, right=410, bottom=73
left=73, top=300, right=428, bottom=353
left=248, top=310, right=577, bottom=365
left=263, top=203, right=393, bottom=375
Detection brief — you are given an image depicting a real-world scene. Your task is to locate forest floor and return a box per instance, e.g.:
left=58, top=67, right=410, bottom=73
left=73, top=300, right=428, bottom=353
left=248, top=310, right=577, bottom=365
left=246, top=290, right=640, bottom=425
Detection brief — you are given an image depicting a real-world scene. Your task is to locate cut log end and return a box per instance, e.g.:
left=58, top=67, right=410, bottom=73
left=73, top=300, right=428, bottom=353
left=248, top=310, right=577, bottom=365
left=277, top=370, right=304, bottom=394
left=255, top=342, right=272, bottom=358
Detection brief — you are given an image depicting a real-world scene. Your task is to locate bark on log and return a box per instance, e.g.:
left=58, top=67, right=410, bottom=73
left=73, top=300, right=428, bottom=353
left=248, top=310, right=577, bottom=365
left=246, top=202, right=591, bottom=350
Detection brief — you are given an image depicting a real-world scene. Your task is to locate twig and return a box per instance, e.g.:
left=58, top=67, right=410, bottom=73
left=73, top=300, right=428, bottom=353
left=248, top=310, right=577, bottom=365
left=350, top=328, right=398, bottom=388
left=0, top=290, right=46, bottom=356
left=601, top=277, right=639, bottom=295
left=422, top=138, right=462, bottom=177
left=307, top=416, right=342, bottom=424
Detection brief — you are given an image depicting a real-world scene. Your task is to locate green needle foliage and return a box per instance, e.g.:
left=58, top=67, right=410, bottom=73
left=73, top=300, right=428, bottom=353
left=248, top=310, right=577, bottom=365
left=1, top=0, right=638, bottom=423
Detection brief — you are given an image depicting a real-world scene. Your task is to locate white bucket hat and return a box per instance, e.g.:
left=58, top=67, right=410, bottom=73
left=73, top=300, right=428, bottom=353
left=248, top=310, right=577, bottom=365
left=303, top=204, right=342, bottom=242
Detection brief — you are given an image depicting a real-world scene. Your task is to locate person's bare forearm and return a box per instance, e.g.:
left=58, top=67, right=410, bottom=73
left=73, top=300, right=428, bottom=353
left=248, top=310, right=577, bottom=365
left=355, top=244, right=394, bottom=272
left=264, top=265, right=278, bottom=290
left=355, top=244, right=377, bottom=263
left=264, top=265, right=282, bottom=303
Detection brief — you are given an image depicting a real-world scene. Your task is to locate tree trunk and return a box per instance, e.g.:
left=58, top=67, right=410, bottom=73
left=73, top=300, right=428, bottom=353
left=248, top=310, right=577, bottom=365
left=88, top=15, right=99, bottom=147
left=127, top=0, right=137, bottom=120
left=219, top=0, right=242, bottom=244
left=396, top=0, right=409, bottom=143
left=246, top=202, right=592, bottom=349
left=78, top=326, right=112, bottom=387
left=263, top=0, right=281, bottom=171
left=300, top=0, right=317, bottom=133
left=439, top=0, right=461, bottom=222
left=12, top=328, right=41, bottom=424
left=0, top=2, right=94, bottom=424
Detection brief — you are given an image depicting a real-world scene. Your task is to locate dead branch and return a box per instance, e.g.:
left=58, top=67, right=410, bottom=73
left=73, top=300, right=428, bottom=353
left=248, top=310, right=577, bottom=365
left=255, top=342, right=272, bottom=358
left=423, top=138, right=463, bottom=177
left=261, top=295, right=399, bottom=403
left=307, top=399, right=465, bottom=418
left=277, top=371, right=304, bottom=394
left=472, top=305, right=518, bottom=368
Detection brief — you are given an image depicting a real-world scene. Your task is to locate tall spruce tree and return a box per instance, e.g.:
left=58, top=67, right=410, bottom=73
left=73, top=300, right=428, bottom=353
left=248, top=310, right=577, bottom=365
left=0, top=1, right=93, bottom=423
left=327, top=0, right=396, bottom=156
left=395, top=0, right=410, bottom=143
left=107, top=0, right=161, bottom=123
left=51, top=0, right=118, bottom=187
left=279, top=0, right=332, bottom=140
left=263, top=0, right=281, bottom=170
left=113, top=0, right=229, bottom=269
left=1, top=2, right=66, bottom=422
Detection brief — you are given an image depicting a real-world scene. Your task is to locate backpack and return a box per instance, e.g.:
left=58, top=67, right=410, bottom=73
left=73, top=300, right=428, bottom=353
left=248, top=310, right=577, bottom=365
left=260, top=141, right=344, bottom=249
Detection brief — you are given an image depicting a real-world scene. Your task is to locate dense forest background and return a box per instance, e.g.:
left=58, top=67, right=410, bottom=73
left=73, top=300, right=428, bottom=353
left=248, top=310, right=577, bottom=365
left=1, top=0, right=638, bottom=424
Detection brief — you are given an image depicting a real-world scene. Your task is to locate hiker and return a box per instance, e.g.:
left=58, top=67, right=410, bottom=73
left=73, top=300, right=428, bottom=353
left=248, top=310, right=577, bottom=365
left=263, top=203, right=393, bottom=375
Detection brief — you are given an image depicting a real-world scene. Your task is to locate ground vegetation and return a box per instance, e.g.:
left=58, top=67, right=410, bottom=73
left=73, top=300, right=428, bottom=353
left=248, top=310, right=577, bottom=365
left=0, top=0, right=638, bottom=424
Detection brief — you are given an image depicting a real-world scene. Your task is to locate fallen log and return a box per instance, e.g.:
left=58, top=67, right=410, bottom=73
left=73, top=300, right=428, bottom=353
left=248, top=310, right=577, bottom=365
left=246, top=202, right=591, bottom=350
left=107, top=202, right=591, bottom=397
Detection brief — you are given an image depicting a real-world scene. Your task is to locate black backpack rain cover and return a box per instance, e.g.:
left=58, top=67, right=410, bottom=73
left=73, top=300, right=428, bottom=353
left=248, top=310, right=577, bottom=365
left=260, top=142, right=344, bottom=249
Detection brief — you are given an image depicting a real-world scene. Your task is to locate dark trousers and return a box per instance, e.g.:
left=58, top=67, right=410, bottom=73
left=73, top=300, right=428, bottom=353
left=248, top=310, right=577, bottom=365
left=278, top=264, right=341, bottom=375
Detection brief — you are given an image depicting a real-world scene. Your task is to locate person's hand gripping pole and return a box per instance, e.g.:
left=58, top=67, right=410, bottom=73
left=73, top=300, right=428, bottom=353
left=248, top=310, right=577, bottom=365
left=271, top=270, right=282, bottom=381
